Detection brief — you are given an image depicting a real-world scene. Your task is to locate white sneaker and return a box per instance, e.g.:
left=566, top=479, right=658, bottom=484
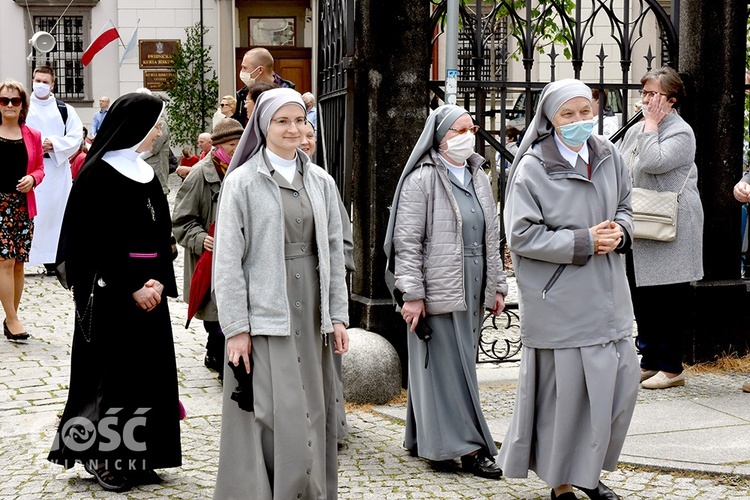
left=641, top=371, right=686, bottom=389
left=640, top=369, right=658, bottom=382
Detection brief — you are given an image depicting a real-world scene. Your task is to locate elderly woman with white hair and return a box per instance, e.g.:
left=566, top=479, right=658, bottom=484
left=212, top=88, right=349, bottom=500
left=498, top=79, right=639, bottom=500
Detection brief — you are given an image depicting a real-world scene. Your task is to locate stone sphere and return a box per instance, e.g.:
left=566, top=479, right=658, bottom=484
left=341, top=328, right=402, bottom=405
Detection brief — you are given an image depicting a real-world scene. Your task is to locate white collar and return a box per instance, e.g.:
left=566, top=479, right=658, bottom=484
left=102, top=149, right=155, bottom=183
left=554, top=132, right=589, bottom=168
left=30, top=93, right=55, bottom=106
left=437, top=154, right=468, bottom=186
left=266, top=148, right=297, bottom=184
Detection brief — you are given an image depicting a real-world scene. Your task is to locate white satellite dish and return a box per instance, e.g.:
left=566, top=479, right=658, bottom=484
left=30, top=32, right=56, bottom=53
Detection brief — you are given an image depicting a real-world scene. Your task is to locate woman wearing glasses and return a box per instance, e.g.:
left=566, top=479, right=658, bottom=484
left=619, top=67, right=703, bottom=390
left=0, top=80, right=44, bottom=341
left=212, top=95, right=237, bottom=129
left=500, top=79, right=638, bottom=500
left=384, top=105, right=507, bottom=478
left=213, top=88, right=349, bottom=499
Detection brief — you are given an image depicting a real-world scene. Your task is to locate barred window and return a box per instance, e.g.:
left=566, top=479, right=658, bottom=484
left=32, top=15, right=85, bottom=100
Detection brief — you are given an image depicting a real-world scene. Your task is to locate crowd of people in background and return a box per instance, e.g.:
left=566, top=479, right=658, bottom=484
left=2, top=50, right=748, bottom=498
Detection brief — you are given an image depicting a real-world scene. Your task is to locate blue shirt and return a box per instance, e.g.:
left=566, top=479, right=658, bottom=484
left=91, top=108, right=108, bottom=136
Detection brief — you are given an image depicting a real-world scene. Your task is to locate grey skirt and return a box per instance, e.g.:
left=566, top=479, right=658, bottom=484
left=497, top=338, right=639, bottom=489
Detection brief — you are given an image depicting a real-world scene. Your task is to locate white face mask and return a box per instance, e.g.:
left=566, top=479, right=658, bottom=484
left=442, top=132, right=475, bottom=164
left=33, top=82, right=51, bottom=99
left=239, top=67, right=261, bottom=87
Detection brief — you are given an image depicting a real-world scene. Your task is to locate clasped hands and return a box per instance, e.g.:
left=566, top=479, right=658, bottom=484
left=590, top=220, right=623, bottom=255
left=132, top=279, right=164, bottom=311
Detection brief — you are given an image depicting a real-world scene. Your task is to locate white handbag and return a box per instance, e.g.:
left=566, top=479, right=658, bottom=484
left=629, top=149, right=690, bottom=242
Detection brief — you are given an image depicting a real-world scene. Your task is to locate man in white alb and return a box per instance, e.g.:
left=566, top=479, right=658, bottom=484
left=25, top=65, right=83, bottom=275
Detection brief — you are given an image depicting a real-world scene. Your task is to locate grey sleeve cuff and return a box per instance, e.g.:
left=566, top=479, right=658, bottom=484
left=572, top=228, right=591, bottom=266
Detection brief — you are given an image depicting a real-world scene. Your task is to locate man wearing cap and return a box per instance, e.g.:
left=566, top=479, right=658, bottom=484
left=26, top=65, right=83, bottom=275
left=172, top=118, right=245, bottom=376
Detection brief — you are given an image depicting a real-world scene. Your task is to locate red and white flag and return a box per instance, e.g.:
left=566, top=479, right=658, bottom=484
left=81, top=20, right=120, bottom=67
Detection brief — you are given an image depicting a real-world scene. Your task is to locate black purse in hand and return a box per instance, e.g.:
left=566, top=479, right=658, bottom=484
left=394, top=289, right=432, bottom=368
left=228, top=356, right=254, bottom=412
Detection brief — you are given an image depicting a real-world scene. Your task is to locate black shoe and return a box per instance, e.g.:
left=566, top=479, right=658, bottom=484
left=3, top=320, right=29, bottom=341
left=43, top=264, right=57, bottom=276
left=551, top=490, right=579, bottom=499
left=461, top=452, right=503, bottom=480
left=130, top=469, right=162, bottom=486
left=204, top=353, right=222, bottom=372
left=574, top=480, right=620, bottom=500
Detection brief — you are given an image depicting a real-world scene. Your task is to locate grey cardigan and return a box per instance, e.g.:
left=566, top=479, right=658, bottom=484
left=392, top=150, right=507, bottom=315
left=213, top=149, right=349, bottom=339
left=619, top=112, right=704, bottom=287
left=505, top=134, right=634, bottom=348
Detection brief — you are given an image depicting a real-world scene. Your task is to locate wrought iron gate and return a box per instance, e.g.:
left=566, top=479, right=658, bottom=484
left=317, top=0, right=355, bottom=210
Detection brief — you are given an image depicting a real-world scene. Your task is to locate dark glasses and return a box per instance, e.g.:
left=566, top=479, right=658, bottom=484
left=0, top=97, right=23, bottom=107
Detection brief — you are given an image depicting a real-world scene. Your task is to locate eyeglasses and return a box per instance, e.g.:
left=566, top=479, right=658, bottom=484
left=448, top=125, right=480, bottom=135
left=271, top=117, right=308, bottom=128
left=0, top=97, right=23, bottom=107
left=640, top=90, right=668, bottom=99
left=220, top=103, right=231, bottom=107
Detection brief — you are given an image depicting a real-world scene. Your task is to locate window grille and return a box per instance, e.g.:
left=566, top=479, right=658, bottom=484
left=32, top=16, right=85, bottom=100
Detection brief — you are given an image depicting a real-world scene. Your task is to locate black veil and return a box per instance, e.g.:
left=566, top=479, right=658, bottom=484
left=55, top=92, right=164, bottom=288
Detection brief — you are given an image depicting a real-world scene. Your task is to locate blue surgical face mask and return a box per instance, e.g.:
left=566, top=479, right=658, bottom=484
left=557, top=119, right=595, bottom=147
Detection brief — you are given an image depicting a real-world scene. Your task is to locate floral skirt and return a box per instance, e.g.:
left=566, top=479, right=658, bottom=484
left=0, top=192, right=33, bottom=262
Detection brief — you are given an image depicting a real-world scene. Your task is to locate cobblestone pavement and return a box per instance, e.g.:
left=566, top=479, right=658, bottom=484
left=0, top=176, right=749, bottom=498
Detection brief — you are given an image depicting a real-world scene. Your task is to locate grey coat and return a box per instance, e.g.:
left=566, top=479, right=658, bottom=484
left=505, top=134, right=634, bottom=348
left=214, top=149, right=349, bottom=339
left=172, top=154, right=221, bottom=321
left=619, top=112, right=704, bottom=287
left=392, top=150, right=508, bottom=314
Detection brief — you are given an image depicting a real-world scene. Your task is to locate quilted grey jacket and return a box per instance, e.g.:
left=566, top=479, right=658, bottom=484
left=392, top=150, right=507, bottom=315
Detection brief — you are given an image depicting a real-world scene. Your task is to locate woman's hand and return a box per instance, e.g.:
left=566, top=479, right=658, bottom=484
left=16, top=175, right=34, bottom=193
left=643, top=93, right=673, bottom=131
left=332, top=323, right=349, bottom=354
left=203, top=235, right=214, bottom=252
left=133, top=280, right=163, bottom=311
left=489, top=292, right=505, bottom=316
left=734, top=181, right=750, bottom=203
left=401, top=299, right=426, bottom=332
left=227, top=332, right=252, bottom=374
left=590, top=220, right=623, bottom=255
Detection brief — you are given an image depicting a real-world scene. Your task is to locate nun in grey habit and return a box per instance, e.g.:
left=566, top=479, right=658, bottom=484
left=384, top=105, right=508, bottom=478
left=499, top=79, right=639, bottom=500
left=212, top=88, right=349, bottom=500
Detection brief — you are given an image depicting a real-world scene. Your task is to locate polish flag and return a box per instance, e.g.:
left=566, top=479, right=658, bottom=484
left=81, top=20, right=120, bottom=67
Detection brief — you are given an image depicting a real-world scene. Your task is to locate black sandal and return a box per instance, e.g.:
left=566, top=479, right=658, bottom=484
left=83, top=461, right=129, bottom=491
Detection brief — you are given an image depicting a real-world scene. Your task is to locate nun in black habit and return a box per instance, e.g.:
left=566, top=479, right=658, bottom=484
left=47, top=93, right=181, bottom=491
